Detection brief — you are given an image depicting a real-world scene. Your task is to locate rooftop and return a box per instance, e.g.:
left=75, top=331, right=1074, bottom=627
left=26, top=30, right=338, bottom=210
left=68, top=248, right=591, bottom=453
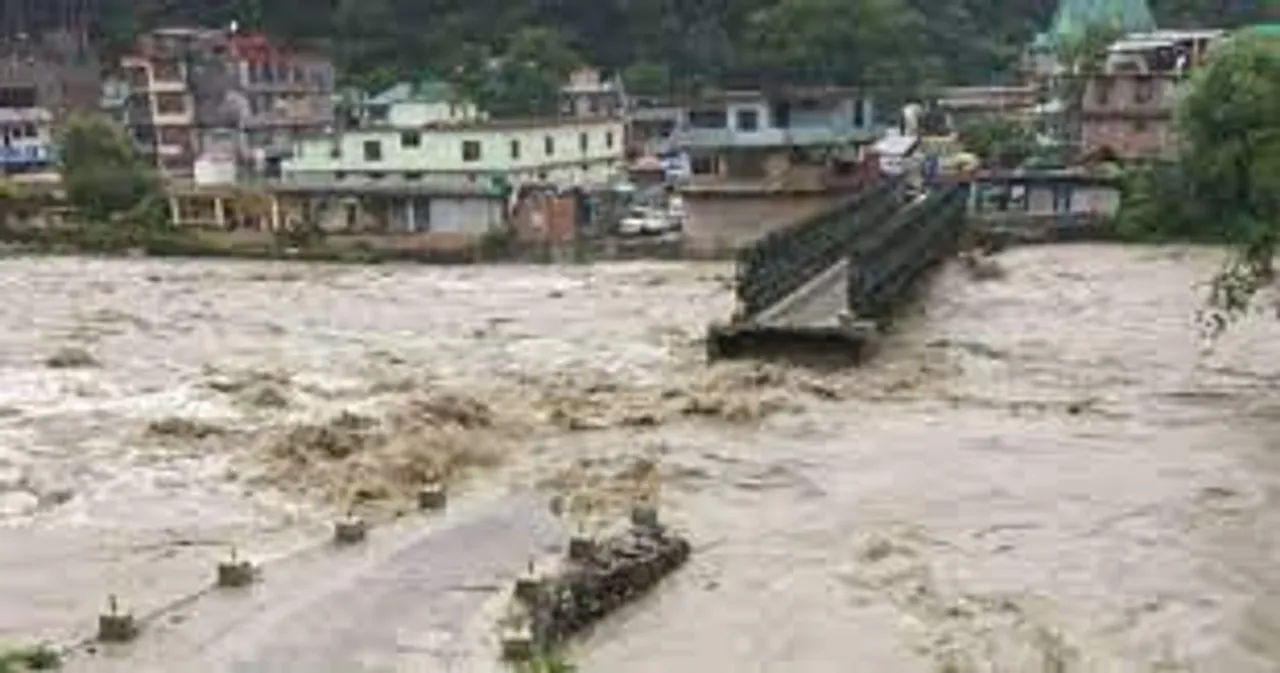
left=367, top=80, right=458, bottom=106
left=682, top=86, right=863, bottom=106
left=1109, top=29, right=1226, bottom=52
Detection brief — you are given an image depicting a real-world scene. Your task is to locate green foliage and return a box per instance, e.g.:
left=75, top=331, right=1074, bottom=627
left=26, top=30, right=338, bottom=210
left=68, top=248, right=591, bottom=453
left=58, top=114, right=163, bottom=227
left=467, top=27, right=583, bottom=118
left=621, top=62, right=672, bottom=98
left=1116, top=32, right=1280, bottom=327
left=957, top=116, right=1039, bottom=169
left=517, top=650, right=577, bottom=673
left=81, top=0, right=1259, bottom=99
left=1114, top=161, right=1217, bottom=241
left=0, top=644, right=62, bottom=672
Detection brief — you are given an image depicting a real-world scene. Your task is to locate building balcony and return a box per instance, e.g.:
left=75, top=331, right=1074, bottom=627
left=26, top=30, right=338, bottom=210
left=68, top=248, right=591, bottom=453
left=672, top=125, right=879, bottom=149
left=0, top=144, right=56, bottom=166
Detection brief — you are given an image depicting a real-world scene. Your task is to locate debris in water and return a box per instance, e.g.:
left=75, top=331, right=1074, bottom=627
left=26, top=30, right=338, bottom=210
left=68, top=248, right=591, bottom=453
left=146, top=417, right=227, bottom=440
left=503, top=509, right=690, bottom=657
left=44, top=347, right=98, bottom=369
left=205, top=368, right=294, bottom=409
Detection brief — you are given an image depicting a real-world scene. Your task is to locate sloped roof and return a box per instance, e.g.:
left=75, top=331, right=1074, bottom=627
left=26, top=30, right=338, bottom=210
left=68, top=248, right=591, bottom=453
left=1047, top=0, right=1157, bottom=45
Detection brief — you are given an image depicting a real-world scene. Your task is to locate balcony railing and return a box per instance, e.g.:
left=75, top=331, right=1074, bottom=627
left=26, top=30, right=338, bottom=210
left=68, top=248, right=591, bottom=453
left=672, top=125, right=879, bottom=149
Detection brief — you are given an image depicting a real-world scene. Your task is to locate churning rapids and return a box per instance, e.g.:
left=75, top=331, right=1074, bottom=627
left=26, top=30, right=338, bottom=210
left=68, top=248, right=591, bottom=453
left=1, top=246, right=1279, bottom=672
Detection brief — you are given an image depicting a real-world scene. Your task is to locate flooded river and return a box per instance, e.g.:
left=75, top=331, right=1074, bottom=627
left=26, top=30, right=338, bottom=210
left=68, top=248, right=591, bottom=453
left=1, top=246, right=1279, bottom=672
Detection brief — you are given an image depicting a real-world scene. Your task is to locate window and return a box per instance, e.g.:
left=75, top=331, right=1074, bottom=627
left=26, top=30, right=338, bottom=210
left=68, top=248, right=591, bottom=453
left=405, top=172, right=423, bottom=180
left=158, top=127, right=187, bottom=146
left=368, top=172, right=385, bottom=180
left=691, top=156, right=716, bottom=175
left=579, top=132, right=589, bottom=153
left=510, top=139, right=521, bottom=159
left=1134, top=77, right=1155, bottom=104
left=606, top=131, right=615, bottom=149
left=736, top=109, right=759, bottom=132
left=1094, top=79, right=1113, bottom=106
left=329, top=144, right=342, bottom=159
left=462, top=140, right=482, bottom=162
left=688, top=109, right=728, bottom=128
left=155, top=93, right=186, bottom=115
left=401, top=131, right=421, bottom=148
left=363, top=140, right=383, bottom=161
left=335, top=170, right=347, bottom=180
left=544, top=136, right=555, bottom=156
left=853, top=98, right=866, bottom=127
left=152, top=59, right=181, bottom=82
left=1132, top=119, right=1149, bottom=132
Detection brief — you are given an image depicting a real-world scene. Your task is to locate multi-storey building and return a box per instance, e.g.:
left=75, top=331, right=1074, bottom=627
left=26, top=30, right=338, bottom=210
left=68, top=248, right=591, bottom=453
left=670, top=87, right=879, bottom=189
left=1079, top=29, right=1223, bottom=160
left=560, top=68, right=626, bottom=120
left=120, top=27, right=335, bottom=179
left=283, top=82, right=624, bottom=190
left=0, top=29, right=99, bottom=177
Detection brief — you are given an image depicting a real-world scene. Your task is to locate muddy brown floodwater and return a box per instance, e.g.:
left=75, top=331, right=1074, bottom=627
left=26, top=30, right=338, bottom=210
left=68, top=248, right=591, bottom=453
left=1, top=246, right=1279, bottom=672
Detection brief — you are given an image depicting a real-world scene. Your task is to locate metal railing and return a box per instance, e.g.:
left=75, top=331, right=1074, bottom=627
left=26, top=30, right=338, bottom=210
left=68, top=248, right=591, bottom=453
left=847, top=184, right=968, bottom=320
left=734, top=178, right=903, bottom=319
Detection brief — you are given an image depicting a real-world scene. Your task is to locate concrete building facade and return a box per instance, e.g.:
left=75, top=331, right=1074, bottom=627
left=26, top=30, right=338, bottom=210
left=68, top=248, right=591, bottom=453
left=283, top=113, right=626, bottom=190
left=671, top=87, right=879, bottom=189
left=1079, top=29, right=1223, bottom=160
left=120, top=27, right=335, bottom=179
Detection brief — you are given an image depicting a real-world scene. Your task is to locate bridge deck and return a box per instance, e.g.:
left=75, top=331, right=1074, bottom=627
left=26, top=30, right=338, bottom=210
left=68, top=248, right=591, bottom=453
left=753, top=259, right=849, bottom=329
left=707, top=258, right=873, bottom=362
left=707, top=186, right=964, bottom=363
left=65, top=496, right=562, bottom=673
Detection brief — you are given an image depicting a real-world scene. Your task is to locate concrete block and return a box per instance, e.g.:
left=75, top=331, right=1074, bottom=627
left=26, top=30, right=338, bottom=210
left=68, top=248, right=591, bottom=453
left=567, top=535, right=595, bottom=563
left=216, top=560, right=256, bottom=588
left=500, top=624, right=534, bottom=661
left=97, top=596, right=138, bottom=643
left=417, top=484, right=447, bottom=511
left=514, top=573, right=542, bottom=606
left=333, top=516, right=368, bottom=545
left=630, top=504, right=660, bottom=530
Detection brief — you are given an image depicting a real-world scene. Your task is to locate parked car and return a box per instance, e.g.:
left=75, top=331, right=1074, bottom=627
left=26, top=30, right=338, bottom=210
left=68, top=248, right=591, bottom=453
left=617, top=206, right=678, bottom=237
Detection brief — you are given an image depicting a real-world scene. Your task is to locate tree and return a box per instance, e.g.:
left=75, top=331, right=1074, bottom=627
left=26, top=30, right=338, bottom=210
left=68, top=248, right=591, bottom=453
left=1116, top=32, right=1280, bottom=328
left=1177, top=33, right=1280, bottom=320
left=458, top=26, right=582, bottom=118
left=58, top=114, right=163, bottom=226
left=622, top=62, right=672, bottom=98
left=958, top=116, right=1039, bottom=169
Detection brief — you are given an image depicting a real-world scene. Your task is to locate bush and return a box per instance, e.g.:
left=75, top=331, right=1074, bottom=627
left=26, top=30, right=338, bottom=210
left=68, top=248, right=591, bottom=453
left=476, top=226, right=518, bottom=261
left=0, top=644, right=62, bottom=672
left=58, top=114, right=162, bottom=225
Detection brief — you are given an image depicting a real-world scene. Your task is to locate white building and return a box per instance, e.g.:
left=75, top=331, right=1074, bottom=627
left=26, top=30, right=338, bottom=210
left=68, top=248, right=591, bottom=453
left=283, top=83, right=626, bottom=191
